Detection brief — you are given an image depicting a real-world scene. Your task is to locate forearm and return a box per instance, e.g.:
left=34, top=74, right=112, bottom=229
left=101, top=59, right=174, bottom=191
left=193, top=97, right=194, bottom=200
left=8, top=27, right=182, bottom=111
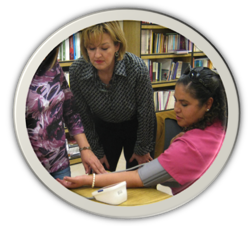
left=73, top=133, right=89, bottom=148
left=89, top=170, right=144, bottom=188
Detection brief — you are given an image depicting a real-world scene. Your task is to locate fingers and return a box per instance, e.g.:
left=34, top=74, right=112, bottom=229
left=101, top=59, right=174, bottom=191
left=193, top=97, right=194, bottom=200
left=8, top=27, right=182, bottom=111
left=91, top=162, right=106, bottom=174
left=56, top=178, right=74, bottom=188
left=63, top=176, right=76, bottom=182
left=83, top=162, right=90, bottom=174
left=129, top=154, right=135, bottom=163
left=178, top=132, right=185, bottom=137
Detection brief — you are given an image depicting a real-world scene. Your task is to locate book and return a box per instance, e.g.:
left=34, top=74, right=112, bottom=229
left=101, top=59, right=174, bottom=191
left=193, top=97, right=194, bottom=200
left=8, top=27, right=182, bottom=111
left=69, top=35, right=74, bottom=60
left=157, top=58, right=173, bottom=81
left=163, top=90, right=170, bottom=110
left=181, top=62, right=190, bottom=76
left=152, top=62, right=157, bottom=82
left=166, top=90, right=175, bottom=110
left=169, top=62, right=175, bottom=80
left=149, top=30, right=153, bottom=54
left=65, top=38, right=70, bottom=60
left=175, top=61, right=183, bottom=79
left=174, top=50, right=189, bottom=54
left=194, top=57, right=209, bottom=67
left=172, top=62, right=179, bottom=80
left=76, top=32, right=81, bottom=59
left=73, top=33, right=77, bottom=59
left=62, top=40, right=66, bottom=61
left=141, top=30, right=148, bottom=54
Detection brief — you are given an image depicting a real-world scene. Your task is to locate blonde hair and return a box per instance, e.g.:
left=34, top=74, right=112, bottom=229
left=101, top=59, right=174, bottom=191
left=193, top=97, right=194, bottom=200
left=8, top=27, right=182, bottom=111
left=37, top=45, right=60, bottom=76
left=80, top=21, right=127, bottom=62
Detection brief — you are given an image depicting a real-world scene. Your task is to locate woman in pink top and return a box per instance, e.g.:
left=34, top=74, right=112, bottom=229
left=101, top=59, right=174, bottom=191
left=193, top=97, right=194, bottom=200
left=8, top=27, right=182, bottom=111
left=57, top=67, right=227, bottom=195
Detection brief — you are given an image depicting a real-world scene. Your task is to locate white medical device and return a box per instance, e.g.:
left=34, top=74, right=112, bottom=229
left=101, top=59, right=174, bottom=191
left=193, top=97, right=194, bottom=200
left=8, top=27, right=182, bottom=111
left=87, top=164, right=146, bottom=205
left=156, top=184, right=173, bottom=196
left=91, top=181, right=127, bottom=205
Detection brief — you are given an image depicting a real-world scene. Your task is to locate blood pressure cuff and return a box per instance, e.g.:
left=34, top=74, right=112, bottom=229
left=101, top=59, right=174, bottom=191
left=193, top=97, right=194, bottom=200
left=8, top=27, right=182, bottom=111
left=138, top=159, right=180, bottom=187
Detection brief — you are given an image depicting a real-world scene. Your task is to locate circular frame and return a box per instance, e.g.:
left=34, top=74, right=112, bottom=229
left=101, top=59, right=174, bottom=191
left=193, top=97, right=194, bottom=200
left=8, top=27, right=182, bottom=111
left=14, top=9, right=239, bottom=218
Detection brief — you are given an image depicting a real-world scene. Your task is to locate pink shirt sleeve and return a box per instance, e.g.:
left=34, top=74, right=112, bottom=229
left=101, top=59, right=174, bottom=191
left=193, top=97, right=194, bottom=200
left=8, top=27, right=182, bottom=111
left=157, top=122, right=225, bottom=186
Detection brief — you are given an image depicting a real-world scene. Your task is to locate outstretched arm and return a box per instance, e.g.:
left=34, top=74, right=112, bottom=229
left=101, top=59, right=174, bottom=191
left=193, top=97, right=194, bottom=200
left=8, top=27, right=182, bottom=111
left=57, top=170, right=144, bottom=189
left=57, top=159, right=176, bottom=190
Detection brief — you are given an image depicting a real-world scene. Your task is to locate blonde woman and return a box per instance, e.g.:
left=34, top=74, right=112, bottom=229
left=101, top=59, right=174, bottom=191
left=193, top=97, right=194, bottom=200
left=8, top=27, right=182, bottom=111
left=69, top=21, right=156, bottom=172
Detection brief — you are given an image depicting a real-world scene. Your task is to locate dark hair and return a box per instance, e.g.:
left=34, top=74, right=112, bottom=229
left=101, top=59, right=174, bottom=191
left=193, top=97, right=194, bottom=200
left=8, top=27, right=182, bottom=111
left=36, top=45, right=60, bottom=76
left=176, top=66, right=228, bottom=131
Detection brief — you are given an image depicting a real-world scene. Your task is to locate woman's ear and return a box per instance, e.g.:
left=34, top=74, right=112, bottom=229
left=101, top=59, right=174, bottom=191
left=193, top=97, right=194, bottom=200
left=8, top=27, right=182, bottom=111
left=207, top=97, right=214, bottom=110
left=115, top=42, right=120, bottom=52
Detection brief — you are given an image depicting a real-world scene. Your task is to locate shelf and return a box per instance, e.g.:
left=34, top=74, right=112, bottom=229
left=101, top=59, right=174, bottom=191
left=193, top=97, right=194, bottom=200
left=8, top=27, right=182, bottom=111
left=59, top=60, right=74, bottom=67
left=193, top=52, right=206, bottom=57
left=141, top=25, right=167, bottom=30
left=69, top=157, right=82, bottom=165
left=152, top=80, right=177, bottom=88
left=156, top=109, right=174, bottom=113
left=141, top=53, right=193, bottom=59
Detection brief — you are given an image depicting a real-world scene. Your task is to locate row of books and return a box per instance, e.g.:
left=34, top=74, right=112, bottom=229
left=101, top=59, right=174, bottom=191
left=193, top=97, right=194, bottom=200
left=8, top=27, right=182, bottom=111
left=141, top=31, right=194, bottom=55
left=154, top=90, right=175, bottom=111
left=193, top=57, right=214, bottom=69
left=58, top=32, right=81, bottom=61
left=65, top=137, right=80, bottom=159
left=141, top=22, right=154, bottom=24
left=144, top=59, right=190, bottom=82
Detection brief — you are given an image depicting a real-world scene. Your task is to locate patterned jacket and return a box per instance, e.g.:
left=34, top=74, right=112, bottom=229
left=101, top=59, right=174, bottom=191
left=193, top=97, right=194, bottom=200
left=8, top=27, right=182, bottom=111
left=26, top=61, right=84, bottom=173
left=69, top=52, right=155, bottom=159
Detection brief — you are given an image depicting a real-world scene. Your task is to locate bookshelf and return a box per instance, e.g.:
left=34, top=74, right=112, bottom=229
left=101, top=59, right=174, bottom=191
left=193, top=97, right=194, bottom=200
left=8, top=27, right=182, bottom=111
left=122, top=21, right=208, bottom=112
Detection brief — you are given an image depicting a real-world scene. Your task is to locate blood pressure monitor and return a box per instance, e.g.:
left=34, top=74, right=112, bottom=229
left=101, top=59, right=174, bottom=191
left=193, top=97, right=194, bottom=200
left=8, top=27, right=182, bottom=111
left=91, top=181, right=127, bottom=205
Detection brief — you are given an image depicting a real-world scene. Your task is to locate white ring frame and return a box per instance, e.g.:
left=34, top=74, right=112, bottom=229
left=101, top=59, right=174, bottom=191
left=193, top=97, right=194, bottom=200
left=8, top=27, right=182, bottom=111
left=14, top=9, right=239, bottom=218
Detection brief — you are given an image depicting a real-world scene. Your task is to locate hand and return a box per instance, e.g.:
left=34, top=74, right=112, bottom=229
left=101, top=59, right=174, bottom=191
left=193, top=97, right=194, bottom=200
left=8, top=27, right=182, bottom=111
left=129, top=152, right=153, bottom=164
left=99, top=155, right=110, bottom=170
left=170, top=132, right=185, bottom=145
left=56, top=175, right=86, bottom=189
left=81, top=150, right=106, bottom=174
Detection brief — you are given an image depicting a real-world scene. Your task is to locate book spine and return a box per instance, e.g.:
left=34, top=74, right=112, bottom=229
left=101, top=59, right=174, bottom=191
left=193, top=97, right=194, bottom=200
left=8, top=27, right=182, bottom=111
left=69, top=35, right=74, bottom=60
left=73, top=34, right=76, bottom=59
left=62, top=40, right=66, bottom=61
left=65, top=38, right=70, bottom=61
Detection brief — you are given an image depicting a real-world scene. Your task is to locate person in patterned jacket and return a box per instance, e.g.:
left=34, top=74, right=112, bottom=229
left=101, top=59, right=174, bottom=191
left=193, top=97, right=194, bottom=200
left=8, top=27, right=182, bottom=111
left=26, top=45, right=106, bottom=179
left=69, top=21, right=157, bottom=172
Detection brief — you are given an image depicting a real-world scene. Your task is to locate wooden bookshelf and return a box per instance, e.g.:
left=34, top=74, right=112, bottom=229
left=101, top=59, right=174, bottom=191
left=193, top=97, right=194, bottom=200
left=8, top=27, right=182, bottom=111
left=141, top=53, right=193, bottom=59
left=59, top=60, right=74, bottom=68
left=59, top=21, right=209, bottom=114
left=141, top=25, right=167, bottom=30
left=122, top=21, right=197, bottom=112
left=69, top=157, right=82, bottom=165
left=152, top=80, right=177, bottom=89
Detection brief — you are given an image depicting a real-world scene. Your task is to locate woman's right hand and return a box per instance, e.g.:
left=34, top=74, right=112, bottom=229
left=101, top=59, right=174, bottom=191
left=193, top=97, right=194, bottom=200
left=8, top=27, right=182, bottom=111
left=81, top=150, right=107, bottom=174
left=57, top=175, right=87, bottom=189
